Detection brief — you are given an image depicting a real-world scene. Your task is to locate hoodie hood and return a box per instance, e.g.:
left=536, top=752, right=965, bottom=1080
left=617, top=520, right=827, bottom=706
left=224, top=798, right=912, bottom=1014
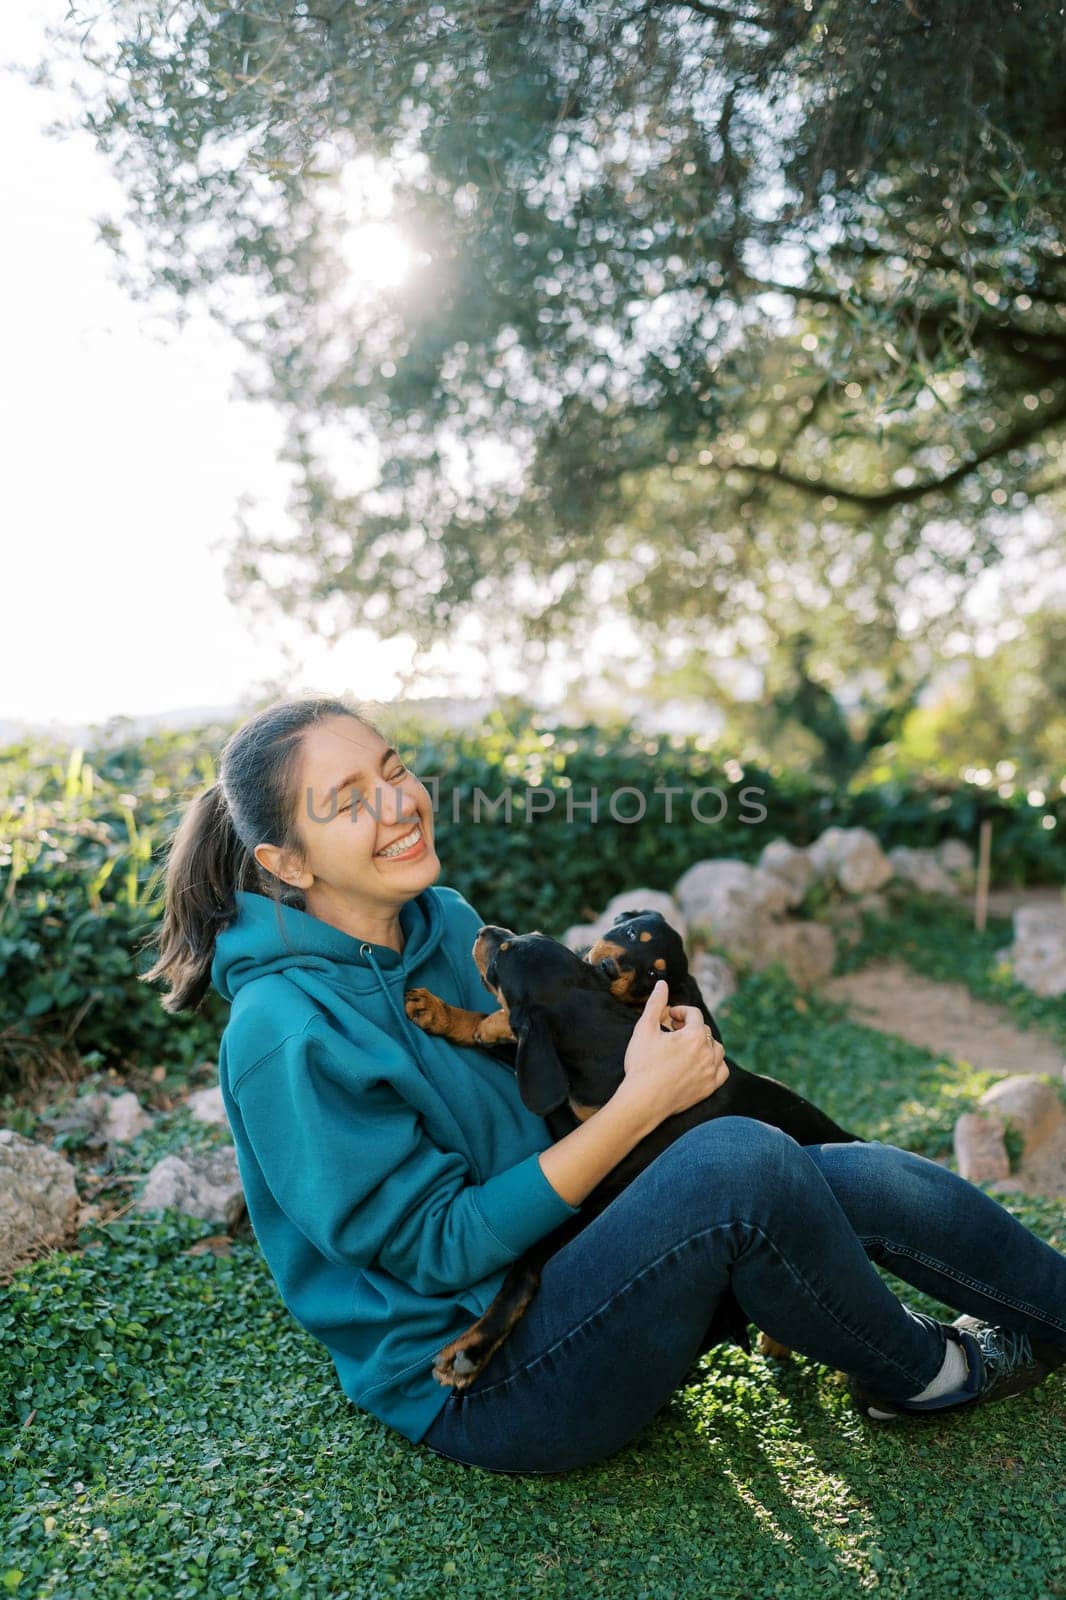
left=211, top=887, right=472, bottom=1062
left=212, top=887, right=453, bottom=1004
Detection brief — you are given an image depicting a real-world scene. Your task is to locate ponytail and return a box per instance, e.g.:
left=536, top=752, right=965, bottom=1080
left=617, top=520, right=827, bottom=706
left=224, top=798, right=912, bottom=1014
left=139, top=694, right=384, bottom=1014
left=139, top=781, right=258, bottom=1014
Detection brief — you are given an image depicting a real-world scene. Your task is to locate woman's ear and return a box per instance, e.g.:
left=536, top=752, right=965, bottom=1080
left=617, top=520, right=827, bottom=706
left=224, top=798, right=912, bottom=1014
left=510, top=1002, right=569, bottom=1115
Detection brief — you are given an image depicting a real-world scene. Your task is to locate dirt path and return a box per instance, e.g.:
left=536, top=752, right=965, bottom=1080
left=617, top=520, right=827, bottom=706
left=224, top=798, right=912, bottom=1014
left=820, top=961, right=1064, bottom=1080
left=982, top=884, right=1065, bottom=919
left=819, top=959, right=1066, bottom=1199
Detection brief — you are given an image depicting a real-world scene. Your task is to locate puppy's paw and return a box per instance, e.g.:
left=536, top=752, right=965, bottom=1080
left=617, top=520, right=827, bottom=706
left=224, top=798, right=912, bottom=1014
left=432, top=1332, right=491, bottom=1390
left=756, top=1330, right=793, bottom=1361
left=404, top=988, right=452, bottom=1034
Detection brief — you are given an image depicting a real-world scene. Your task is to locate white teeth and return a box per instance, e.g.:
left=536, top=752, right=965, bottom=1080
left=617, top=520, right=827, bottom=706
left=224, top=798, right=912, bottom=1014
left=377, top=824, right=422, bottom=858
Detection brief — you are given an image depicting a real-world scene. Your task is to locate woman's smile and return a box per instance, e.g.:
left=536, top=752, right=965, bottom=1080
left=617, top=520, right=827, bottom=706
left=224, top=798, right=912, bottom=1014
left=375, top=822, right=427, bottom=861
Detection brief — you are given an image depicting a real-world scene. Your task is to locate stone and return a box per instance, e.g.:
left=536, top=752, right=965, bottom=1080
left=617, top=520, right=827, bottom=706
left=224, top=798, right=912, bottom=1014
left=186, top=1086, right=228, bottom=1127
left=689, top=952, right=738, bottom=1013
left=953, top=1111, right=1010, bottom=1184
left=936, top=838, right=975, bottom=884
left=977, top=1075, right=1065, bottom=1157
left=1008, top=904, right=1066, bottom=998
left=755, top=921, right=837, bottom=987
left=887, top=846, right=959, bottom=897
left=97, top=1091, right=153, bottom=1145
left=757, top=840, right=815, bottom=907
left=53, top=1090, right=152, bottom=1148
left=673, top=860, right=792, bottom=960
left=807, top=827, right=894, bottom=895
left=135, top=1144, right=243, bottom=1224
left=0, top=1129, right=80, bottom=1277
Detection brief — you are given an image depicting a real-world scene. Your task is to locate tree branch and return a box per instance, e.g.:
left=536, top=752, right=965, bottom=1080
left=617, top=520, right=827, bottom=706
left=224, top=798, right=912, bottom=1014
left=646, top=0, right=776, bottom=29
left=731, top=269, right=1066, bottom=367
left=717, top=394, right=1066, bottom=510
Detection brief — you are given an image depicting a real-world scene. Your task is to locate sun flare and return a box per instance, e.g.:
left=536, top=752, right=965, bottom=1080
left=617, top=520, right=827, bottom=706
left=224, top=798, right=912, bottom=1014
left=339, top=219, right=414, bottom=293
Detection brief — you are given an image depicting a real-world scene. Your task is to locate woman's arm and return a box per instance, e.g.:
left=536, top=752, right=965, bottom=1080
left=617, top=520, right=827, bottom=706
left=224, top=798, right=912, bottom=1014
left=536, top=980, right=731, bottom=1206
left=231, top=1018, right=584, bottom=1296
left=535, top=1090, right=659, bottom=1206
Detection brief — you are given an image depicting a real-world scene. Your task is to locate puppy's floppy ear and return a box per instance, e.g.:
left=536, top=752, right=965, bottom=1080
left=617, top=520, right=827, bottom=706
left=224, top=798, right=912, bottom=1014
left=509, top=1001, right=569, bottom=1115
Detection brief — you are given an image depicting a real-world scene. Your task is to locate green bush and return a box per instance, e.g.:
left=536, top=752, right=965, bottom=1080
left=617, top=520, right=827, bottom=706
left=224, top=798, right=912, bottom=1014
left=0, top=704, right=1061, bottom=1082
left=0, top=729, right=229, bottom=1084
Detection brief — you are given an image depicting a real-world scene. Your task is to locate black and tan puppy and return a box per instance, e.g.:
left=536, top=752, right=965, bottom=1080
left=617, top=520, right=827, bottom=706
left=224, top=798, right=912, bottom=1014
left=405, top=909, right=864, bottom=1388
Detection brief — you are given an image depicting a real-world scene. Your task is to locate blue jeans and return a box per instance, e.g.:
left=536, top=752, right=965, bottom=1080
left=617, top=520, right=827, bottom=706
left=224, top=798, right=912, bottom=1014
left=421, top=1118, right=1066, bottom=1475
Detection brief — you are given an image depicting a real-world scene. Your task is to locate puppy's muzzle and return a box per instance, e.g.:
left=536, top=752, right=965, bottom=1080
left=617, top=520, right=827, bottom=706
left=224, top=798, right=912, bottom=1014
left=473, top=926, right=517, bottom=992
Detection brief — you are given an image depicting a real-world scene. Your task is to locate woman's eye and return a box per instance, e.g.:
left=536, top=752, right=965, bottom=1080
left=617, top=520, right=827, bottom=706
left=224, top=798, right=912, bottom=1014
left=337, top=766, right=406, bottom=814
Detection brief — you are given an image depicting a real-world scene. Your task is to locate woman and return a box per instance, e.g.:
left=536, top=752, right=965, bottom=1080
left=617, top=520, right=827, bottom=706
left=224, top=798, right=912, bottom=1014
left=144, top=695, right=1066, bottom=1474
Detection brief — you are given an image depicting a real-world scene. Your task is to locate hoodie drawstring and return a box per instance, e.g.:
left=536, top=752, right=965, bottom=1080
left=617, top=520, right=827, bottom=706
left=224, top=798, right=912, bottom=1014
left=359, top=942, right=427, bottom=1057
left=359, top=938, right=486, bottom=1182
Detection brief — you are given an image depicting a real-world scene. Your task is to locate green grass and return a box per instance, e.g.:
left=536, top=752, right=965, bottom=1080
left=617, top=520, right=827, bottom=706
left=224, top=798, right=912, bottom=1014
left=2, top=917, right=1065, bottom=1600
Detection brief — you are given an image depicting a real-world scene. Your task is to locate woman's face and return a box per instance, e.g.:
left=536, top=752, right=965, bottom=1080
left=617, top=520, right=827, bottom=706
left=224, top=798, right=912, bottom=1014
left=273, top=715, right=441, bottom=907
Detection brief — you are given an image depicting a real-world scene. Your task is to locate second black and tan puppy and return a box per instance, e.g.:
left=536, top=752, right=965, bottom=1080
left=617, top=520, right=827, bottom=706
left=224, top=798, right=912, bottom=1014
left=405, top=910, right=864, bottom=1388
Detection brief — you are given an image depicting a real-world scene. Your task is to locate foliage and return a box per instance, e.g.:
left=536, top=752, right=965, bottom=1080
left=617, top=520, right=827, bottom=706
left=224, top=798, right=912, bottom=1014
left=0, top=725, right=232, bottom=1084
left=1, top=706, right=1061, bottom=1083
left=878, top=601, right=1066, bottom=786
left=26, top=0, right=1066, bottom=700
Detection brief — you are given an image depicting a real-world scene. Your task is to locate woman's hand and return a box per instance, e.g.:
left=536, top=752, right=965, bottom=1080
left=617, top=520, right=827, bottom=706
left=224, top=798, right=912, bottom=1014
left=536, top=980, right=731, bottom=1209
left=618, top=979, right=729, bottom=1128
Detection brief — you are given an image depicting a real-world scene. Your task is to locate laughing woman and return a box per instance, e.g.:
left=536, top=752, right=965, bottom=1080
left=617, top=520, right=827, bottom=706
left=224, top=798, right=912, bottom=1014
left=142, top=695, right=1066, bottom=1474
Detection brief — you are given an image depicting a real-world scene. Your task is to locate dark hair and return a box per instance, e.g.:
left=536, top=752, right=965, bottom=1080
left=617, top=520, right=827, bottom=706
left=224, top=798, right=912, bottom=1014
left=139, top=694, right=387, bottom=1014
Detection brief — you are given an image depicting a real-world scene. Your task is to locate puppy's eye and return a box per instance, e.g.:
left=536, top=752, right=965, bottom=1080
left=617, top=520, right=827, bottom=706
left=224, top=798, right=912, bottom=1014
left=626, top=929, right=636, bottom=941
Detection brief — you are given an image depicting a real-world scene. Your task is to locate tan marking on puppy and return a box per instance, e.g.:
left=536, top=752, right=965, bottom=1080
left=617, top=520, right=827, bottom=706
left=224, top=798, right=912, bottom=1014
left=473, top=1006, right=516, bottom=1045
left=567, top=1098, right=600, bottom=1123
left=405, top=989, right=515, bottom=1046
left=404, top=988, right=459, bottom=1036
left=653, top=957, right=666, bottom=970
left=433, top=1294, right=539, bottom=1388
left=583, top=936, right=626, bottom=966
left=472, top=930, right=495, bottom=978
left=639, top=930, right=652, bottom=941
left=582, top=936, right=641, bottom=1000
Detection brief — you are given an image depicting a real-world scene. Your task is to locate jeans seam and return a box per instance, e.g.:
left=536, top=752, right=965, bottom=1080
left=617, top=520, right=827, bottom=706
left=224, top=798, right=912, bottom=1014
left=858, top=1236, right=1066, bottom=1337
left=422, top=1438, right=564, bottom=1476
left=457, top=1217, right=932, bottom=1402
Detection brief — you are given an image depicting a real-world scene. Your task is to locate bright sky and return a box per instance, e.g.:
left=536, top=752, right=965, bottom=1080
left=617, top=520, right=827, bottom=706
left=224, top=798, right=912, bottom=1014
left=0, top=4, right=566, bottom=733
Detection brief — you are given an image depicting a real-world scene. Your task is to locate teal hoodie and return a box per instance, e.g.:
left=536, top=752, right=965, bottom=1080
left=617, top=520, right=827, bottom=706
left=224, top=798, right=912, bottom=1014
left=210, top=884, right=582, bottom=1444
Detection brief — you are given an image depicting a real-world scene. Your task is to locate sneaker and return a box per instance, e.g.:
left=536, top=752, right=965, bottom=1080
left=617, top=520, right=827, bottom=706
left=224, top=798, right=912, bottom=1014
left=952, top=1314, right=1066, bottom=1399
left=848, top=1316, right=1066, bottom=1423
